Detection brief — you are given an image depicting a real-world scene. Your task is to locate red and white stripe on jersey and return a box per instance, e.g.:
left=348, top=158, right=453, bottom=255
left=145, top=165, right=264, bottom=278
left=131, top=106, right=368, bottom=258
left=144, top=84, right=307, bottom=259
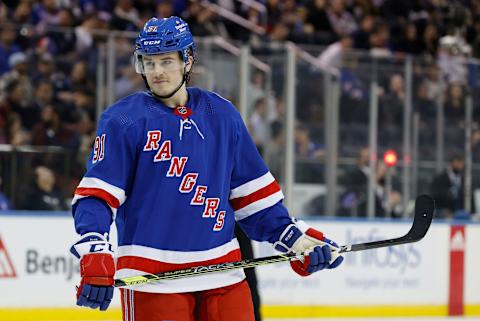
left=229, top=172, right=284, bottom=220
left=72, top=177, right=126, bottom=218
left=115, top=239, right=245, bottom=293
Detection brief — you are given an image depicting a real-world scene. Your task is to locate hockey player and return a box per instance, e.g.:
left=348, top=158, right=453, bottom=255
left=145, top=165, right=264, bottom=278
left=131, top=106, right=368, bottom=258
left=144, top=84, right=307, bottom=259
left=70, top=16, right=344, bottom=321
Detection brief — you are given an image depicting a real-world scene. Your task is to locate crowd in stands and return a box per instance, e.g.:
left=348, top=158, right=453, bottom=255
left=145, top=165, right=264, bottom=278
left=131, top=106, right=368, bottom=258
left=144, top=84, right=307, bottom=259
left=0, top=0, right=479, bottom=216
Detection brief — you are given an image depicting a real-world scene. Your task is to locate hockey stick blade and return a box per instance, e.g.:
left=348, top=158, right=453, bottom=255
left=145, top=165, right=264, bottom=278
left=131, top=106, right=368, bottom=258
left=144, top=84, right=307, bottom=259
left=338, top=194, right=434, bottom=253
left=114, top=195, right=434, bottom=287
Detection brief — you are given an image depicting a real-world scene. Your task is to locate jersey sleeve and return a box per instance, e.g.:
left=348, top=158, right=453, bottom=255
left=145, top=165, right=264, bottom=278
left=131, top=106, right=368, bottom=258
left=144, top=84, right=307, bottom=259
left=72, top=114, right=138, bottom=220
left=229, top=112, right=292, bottom=242
left=73, top=197, right=112, bottom=235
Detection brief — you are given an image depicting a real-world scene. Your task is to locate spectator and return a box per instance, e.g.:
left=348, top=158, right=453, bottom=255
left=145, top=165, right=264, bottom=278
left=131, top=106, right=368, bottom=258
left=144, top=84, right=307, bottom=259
left=423, top=64, right=443, bottom=102
left=248, top=70, right=266, bottom=113
left=339, top=147, right=371, bottom=216
left=33, top=53, right=54, bottom=82
left=31, top=104, right=80, bottom=149
left=266, top=0, right=282, bottom=32
left=295, top=124, right=323, bottom=160
left=339, top=63, right=369, bottom=124
left=269, top=22, right=289, bottom=46
left=265, top=121, right=284, bottom=182
left=0, top=23, right=21, bottom=75
left=245, top=6, right=263, bottom=35
left=76, top=111, right=95, bottom=165
left=21, top=80, right=55, bottom=131
left=352, top=15, right=375, bottom=50
left=77, top=0, right=115, bottom=15
left=111, top=0, right=142, bottom=31
left=339, top=147, right=401, bottom=217
left=183, top=2, right=225, bottom=38
left=155, top=0, right=174, bottom=19
left=248, top=70, right=277, bottom=122
left=421, top=23, right=439, bottom=57
left=380, top=0, right=413, bottom=20
left=43, top=9, right=77, bottom=55
left=315, top=35, right=352, bottom=75
left=374, top=161, right=403, bottom=217
left=0, top=79, right=29, bottom=143
left=115, top=64, right=143, bottom=99
left=12, top=1, right=34, bottom=24
left=273, top=97, right=286, bottom=123
left=444, top=83, right=465, bottom=126
left=32, top=53, right=68, bottom=94
left=74, top=13, right=110, bottom=54
left=0, top=2, right=6, bottom=21
left=23, top=165, right=67, bottom=211
left=414, top=80, right=436, bottom=126
left=70, top=89, right=95, bottom=122
left=249, top=98, right=269, bottom=156
left=0, top=52, right=35, bottom=108
left=327, top=0, right=358, bottom=37
left=430, top=155, right=465, bottom=218
left=32, top=0, right=62, bottom=27
left=377, top=75, right=404, bottom=147
left=379, top=74, right=405, bottom=141
left=369, top=23, right=391, bottom=57
left=397, top=23, right=423, bottom=55
left=70, top=60, right=94, bottom=92
left=437, top=35, right=469, bottom=84
left=305, top=0, right=336, bottom=45
left=281, top=0, right=303, bottom=39
left=6, top=113, right=30, bottom=146
left=34, top=80, right=54, bottom=109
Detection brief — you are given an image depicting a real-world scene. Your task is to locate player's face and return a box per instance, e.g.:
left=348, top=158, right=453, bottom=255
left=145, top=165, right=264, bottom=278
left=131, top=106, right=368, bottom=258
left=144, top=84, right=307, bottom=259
left=143, top=52, right=188, bottom=96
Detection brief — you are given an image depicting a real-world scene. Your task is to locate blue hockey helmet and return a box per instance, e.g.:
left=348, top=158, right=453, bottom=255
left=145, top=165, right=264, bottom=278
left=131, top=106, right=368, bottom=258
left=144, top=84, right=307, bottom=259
left=134, top=16, right=196, bottom=74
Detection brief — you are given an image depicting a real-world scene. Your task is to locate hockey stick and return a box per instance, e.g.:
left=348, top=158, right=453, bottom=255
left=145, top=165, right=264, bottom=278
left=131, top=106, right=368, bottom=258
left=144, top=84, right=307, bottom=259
left=114, top=195, right=434, bottom=287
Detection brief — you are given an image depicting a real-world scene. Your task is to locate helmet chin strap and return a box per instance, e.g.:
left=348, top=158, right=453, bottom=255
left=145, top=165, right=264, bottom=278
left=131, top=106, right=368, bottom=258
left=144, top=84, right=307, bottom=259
left=143, top=65, right=191, bottom=101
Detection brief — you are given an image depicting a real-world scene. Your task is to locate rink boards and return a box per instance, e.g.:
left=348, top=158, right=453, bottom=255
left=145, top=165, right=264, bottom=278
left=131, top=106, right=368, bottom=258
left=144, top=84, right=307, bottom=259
left=0, top=212, right=478, bottom=320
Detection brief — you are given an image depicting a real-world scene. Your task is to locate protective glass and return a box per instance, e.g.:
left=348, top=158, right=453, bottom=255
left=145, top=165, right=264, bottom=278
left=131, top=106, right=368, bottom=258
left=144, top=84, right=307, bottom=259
left=134, top=54, right=185, bottom=74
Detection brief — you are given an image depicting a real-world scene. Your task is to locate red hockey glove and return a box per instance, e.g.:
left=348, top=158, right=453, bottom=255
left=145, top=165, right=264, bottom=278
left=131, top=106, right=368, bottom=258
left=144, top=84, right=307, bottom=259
left=274, top=220, right=344, bottom=276
left=70, top=232, right=115, bottom=311
left=76, top=253, right=115, bottom=310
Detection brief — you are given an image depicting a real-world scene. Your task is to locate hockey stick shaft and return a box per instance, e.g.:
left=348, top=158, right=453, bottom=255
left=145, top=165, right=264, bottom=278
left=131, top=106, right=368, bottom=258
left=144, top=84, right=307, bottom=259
left=114, top=195, right=434, bottom=287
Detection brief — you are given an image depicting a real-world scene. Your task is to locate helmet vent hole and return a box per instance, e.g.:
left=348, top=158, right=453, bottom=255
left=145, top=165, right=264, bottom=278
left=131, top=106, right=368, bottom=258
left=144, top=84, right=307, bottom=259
left=164, top=39, right=180, bottom=47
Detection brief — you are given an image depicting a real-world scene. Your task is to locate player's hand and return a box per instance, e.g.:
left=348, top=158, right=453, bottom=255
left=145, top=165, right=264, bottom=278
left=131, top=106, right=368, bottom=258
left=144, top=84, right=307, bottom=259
left=70, top=232, right=115, bottom=311
left=273, top=221, right=344, bottom=276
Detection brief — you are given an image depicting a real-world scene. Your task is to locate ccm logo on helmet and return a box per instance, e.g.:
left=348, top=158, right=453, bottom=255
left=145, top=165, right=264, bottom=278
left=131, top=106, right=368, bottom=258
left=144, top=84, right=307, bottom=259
left=143, top=40, right=161, bottom=45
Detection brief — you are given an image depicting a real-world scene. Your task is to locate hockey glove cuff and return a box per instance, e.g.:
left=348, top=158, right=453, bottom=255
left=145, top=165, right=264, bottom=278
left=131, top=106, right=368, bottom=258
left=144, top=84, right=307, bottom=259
left=273, top=220, right=344, bottom=276
left=70, top=232, right=115, bottom=311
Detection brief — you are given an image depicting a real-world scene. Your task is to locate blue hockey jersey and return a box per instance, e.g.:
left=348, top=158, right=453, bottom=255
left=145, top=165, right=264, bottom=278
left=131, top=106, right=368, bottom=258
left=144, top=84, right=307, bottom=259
left=72, top=87, right=292, bottom=293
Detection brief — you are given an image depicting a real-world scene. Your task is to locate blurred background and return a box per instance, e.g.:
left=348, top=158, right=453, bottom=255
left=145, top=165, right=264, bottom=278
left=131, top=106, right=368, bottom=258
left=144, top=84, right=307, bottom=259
left=0, top=0, right=479, bottom=320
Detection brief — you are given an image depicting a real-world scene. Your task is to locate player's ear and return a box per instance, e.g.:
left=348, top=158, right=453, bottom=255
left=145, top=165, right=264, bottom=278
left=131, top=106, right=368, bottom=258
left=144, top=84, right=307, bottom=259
left=186, top=55, right=194, bottom=72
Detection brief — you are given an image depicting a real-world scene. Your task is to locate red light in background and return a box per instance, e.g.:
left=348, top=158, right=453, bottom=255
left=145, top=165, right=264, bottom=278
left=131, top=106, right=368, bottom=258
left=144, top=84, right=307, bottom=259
left=384, top=150, right=398, bottom=168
